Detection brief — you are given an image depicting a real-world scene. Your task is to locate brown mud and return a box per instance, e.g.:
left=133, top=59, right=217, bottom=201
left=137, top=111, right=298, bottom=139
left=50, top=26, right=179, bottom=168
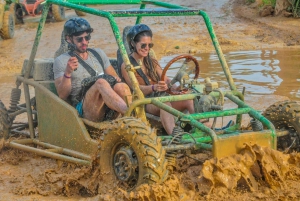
left=0, top=0, right=300, bottom=200
left=2, top=142, right=300, bottom=200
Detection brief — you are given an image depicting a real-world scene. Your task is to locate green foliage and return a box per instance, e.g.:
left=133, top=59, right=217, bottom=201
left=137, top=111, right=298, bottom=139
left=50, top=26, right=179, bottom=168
left=262, top=0, right=277, bottom=7
left=290, top=0, right=300, bottom=17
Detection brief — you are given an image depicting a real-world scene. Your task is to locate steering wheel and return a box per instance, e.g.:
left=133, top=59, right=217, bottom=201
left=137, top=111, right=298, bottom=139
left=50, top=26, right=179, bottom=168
left=161, top=54, right=200, bottom=95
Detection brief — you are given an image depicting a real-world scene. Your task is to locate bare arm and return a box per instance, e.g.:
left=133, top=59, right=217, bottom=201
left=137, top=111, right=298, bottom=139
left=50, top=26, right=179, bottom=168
left=156, top=63, right=188, bottom=93
left=55, top=56, right=78, bottom=100
left=104, top=65, right=121, bottom=82
left=121, top=63, right=166, bottom=96
left=156, top=63, right=172, bottom=85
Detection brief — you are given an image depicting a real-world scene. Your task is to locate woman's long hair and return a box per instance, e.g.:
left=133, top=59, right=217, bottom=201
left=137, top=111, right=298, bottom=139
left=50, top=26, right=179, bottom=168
left=133, top=31, right=160, bottom=82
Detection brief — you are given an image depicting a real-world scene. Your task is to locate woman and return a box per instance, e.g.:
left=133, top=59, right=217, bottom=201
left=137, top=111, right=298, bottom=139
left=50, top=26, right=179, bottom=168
left=121, top=24, right=196, bottom=135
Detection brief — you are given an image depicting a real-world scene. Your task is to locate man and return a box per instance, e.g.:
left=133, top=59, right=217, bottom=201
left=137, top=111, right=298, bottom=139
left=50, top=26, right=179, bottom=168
left=53, top=17, right=131, bottom=122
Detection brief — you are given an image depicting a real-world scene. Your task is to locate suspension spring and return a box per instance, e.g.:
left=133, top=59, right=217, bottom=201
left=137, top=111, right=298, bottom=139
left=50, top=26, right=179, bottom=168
left=165, top=151, right=177, bottom=172
left=171, top=127, right=183, bottom=143
left=165, top=126, right=185, bottom=172
left=8, top=88, right=21, bottom=113
left=250, top=118, right=263, bottom=131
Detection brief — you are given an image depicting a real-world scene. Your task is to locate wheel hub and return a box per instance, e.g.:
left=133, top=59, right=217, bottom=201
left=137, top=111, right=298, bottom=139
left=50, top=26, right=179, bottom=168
left=113, top=145, right=138, bottom=186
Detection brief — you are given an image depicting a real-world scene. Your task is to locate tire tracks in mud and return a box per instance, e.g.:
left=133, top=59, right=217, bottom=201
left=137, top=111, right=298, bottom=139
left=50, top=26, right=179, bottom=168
left=232, top=0, right=300, bottom=47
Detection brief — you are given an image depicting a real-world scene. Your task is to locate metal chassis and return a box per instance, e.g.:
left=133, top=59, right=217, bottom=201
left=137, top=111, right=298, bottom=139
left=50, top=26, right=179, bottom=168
left=10, top=0, right=277, bottom=164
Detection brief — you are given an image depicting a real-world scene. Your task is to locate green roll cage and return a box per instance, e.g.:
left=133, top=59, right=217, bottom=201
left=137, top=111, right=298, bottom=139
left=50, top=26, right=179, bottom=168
left=20, top=0, right=276, bottom=159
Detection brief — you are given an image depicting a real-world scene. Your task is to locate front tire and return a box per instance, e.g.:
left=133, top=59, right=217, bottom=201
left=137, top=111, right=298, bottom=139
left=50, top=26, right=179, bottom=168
left=263, top=100, right=300, bottom=151
left=99, top=117, right=168, bottom=192
left=9, top=3, right=23, bottom=24
left=0, top=11, right=15, bottom=39
left=0, top=100, right=11, bottom=139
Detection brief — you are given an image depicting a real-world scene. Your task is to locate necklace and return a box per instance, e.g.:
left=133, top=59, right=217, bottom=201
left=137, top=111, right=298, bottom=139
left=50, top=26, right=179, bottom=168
left=87, top=51, right=99, bottom=75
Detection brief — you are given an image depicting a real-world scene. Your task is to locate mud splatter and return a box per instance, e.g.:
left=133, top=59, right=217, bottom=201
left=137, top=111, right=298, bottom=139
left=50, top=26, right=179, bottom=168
left=201, top=144, right=291, bottom=193
left=2, top=144, right=300, bottom=200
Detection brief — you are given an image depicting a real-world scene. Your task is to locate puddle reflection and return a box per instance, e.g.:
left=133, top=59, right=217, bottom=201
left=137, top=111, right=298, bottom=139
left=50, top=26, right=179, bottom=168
left=160, top=49, right=300, bottom=100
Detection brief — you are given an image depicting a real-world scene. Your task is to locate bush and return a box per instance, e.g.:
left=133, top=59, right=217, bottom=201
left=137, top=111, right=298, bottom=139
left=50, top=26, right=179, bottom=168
left=262, top=0, right=277, bottom=7
left=291, top=0, right=300, bottom=17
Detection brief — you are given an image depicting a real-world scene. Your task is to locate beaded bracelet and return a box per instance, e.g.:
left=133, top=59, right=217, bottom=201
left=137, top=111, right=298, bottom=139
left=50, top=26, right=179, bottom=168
left=64, top=74, right=71, bottom=79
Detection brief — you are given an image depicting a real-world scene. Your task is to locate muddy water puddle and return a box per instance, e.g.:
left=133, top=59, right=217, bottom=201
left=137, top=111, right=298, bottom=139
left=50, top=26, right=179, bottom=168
left=161, top=49, right=300, bottom=100
left=2, top=49, right=299, bottom=101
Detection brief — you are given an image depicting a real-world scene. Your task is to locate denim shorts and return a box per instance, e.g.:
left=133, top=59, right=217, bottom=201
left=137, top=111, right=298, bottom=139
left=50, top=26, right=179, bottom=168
left=76, top=101, right=83, bottom=117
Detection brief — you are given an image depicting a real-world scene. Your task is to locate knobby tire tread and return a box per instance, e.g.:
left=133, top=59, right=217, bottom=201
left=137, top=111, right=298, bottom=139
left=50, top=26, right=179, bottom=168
left=263, top=100, right=300, bottom=149
left=99, top=117, right=168, bottom=191
left=52, top=5, right=65, bottom=22
left=0, top=100, right=11, bottom=139
left=75, top=9, right=86, bottom=16
left=0, top=11, right=14, bottom=39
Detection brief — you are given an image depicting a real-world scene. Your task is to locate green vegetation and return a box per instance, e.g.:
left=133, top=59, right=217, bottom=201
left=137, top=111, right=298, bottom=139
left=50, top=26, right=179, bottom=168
left=257, top=0, right=300, bottom=17
left=290, top=0, right=300, bottom=17
left=262, top=0, right=277, bottom=7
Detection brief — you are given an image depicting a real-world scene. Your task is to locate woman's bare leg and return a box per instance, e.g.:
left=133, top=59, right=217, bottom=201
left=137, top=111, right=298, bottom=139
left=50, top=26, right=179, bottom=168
left=146, top=103, right=175, bottom=135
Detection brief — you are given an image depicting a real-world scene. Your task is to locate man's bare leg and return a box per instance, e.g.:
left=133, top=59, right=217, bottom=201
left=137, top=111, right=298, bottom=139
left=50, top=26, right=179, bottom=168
left=113, top=83, right=132, bottom=105
left=83, top=79, right=128, bottom=121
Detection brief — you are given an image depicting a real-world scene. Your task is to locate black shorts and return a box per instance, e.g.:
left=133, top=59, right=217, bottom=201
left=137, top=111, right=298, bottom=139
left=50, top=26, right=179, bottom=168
left=81, top=74, right=117, bottom=96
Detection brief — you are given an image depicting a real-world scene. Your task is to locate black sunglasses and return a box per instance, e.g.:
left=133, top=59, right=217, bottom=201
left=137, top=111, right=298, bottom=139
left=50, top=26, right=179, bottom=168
left=75, top=34, right=91, bottom=43
left=140, top=43, right=154, bottom=49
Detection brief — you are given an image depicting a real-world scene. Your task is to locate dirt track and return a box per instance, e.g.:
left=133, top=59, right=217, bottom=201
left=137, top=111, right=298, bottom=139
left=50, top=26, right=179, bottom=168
left=0, top=0, right=299, bottom=74
left=0, top=0, right=300, bottom=200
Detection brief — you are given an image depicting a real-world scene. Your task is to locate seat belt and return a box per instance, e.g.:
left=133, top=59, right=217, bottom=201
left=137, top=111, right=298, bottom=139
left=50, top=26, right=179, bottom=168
left=129, top=55, right=151, bottom=85
left=68, top=48, right=105, bottom=76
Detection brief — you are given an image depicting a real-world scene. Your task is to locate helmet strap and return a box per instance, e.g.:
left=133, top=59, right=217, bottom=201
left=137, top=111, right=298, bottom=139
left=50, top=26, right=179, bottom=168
left=131, top=41, right=137, bottom=53
left=67, top=42, right=76, bottom=52
left=65, top=35, right=76, bottom=52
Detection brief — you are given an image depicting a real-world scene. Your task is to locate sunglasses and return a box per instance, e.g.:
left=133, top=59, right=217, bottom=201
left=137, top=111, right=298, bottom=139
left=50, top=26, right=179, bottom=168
left=75, top=34, right=91, bottom=43
left=140, top=43, right=154, bottom=49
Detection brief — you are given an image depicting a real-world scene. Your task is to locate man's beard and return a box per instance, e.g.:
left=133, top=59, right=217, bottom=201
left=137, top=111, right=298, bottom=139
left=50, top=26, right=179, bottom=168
left=76, top=48, right=87, bottom=53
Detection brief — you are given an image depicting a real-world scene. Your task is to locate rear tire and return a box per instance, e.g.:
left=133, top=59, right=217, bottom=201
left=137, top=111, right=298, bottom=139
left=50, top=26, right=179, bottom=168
left=52, top=5, right=65, bottom=22
left=99, top=117, right=168, bottom=192
left=75, top=9, right=86, bottom=16
left=9, top=3, right=23, bottom=24
left=263, top=100, right=300, bottom=151
left=0, top=11, right=15, bottom=39
left=0, top=101, right=11, bottom=139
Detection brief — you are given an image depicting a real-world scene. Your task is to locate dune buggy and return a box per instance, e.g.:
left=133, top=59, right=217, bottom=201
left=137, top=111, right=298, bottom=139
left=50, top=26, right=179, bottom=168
left=1, top=0, right=300, bottom=191
left=6, top=0, right=86, bottom=24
